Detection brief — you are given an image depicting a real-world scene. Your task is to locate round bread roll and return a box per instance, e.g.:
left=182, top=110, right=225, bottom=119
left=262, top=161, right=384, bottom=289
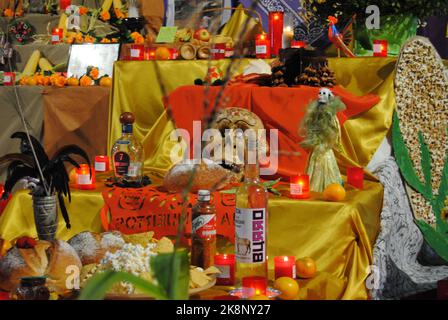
left=68, top=231, right=125, bottom=265
left=0, top=240, right=82, bottom=295
left=163, top=158, right=239, bottom=193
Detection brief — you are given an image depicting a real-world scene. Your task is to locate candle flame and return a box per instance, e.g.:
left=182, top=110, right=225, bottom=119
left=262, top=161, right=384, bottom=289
left=284, top=26, right=292, bottom=32
left=283, top=256, right=289, bottom=262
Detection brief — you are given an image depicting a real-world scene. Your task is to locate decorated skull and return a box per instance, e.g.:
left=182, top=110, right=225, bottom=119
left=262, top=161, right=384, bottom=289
left=318, top=88, right=334, bottom=104
left=209, top=107, right=268, bottom=179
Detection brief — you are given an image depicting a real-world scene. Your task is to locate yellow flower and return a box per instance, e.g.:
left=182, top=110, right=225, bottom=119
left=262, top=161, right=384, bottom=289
left=100, top=38, right=111, bottom=43
left=75, top=33, right=84, bottom=44
left=84, top=35, right=95, bottom=43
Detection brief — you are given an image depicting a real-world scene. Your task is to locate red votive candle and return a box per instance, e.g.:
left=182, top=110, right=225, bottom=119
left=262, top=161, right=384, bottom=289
left=214, top=254, right=235, bottom=286
left=274, top=256, right=296, bottom=279
left=373, top=40, right=388, bottom=57
left=269, top=11, right=284, bottom=57
left=51, top=28, right=63, bottom=44
left=211, top=43, right=226, bottom=60
left=94, top=156, right=110, bottom=172
left=59, top=0, right=71, bottom=10
left=290, top=175, right=310, bottom=199
left=130, top=44, right=144, bottom=60
left=347, top=167, right=364, bottom=189
left=291, top=40, right=307, bottom=49
left=76, top=164, right=95, bottom=190
left=255, top=33, right=270, bottom=59
left=3, top=72, right=15, bottom=86
left=242, top=276, right=267, bottom=297
left=145, top=47, right=156, bottom=60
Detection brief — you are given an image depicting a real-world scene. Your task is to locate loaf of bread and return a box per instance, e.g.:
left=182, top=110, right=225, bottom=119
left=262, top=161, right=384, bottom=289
left=68, top=231, right=125, bottom=265
left=163, top=159, right=239, bottom=193
left=0, top=239, right=82, bottom=295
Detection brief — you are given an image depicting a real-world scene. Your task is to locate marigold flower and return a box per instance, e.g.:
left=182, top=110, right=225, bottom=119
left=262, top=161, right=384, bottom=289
left=100, top=10, right=110, bottom=21
left=3, top=9, right=14, bottom=17
left=79, top=6, right=88, bottom=16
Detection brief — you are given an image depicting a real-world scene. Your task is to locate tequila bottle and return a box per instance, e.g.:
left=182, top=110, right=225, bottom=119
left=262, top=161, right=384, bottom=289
left=235, top=139, right=268, bottom=285
left=111, top=112, right=144, bottom=183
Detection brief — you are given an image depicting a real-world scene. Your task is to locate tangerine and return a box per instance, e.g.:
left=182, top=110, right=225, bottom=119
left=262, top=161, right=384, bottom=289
left=273, top=277, right=299, bottom=300
left=323, top=183, right=346, bottom=202
left=296, top=257, right=317, bottom=279
left=155, top=47, right=171, bottom=60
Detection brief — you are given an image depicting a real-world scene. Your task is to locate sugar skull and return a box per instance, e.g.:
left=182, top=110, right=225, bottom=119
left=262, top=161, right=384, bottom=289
left=318, top=88, right=334, bottom=104
left=209, top=107, right=268, bottom=178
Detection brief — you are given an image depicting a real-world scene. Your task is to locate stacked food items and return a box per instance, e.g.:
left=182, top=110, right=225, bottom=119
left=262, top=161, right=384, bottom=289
left=0, top=231, right=218, bottom=299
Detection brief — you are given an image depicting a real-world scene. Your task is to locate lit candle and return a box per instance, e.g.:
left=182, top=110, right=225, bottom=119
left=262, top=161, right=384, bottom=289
left=145, top=47, right=156, bottom=60
left=130, top=44, right=144, bottom=61
left=282, top=26, right=294, bottom=49
left=211, top=43, right=226, bottom=60
left=169, top=48, right=178, bottom=60
left=347, top=167, right=364, bottom=189
left=76, top=164, right=95, bottom=190
left=59, top=0, right=71, bottom=10
left=214, top=254, right=235, bottom=286
left=51, top=28, right=63, bottom=44
left=290, top=175, right=310, bottom=199
left=269, top=11, right=284, bottom=57
left=274, top=256, right=296, bottom=279
left=3, top=72, right=15, bottom=86
left=373, top=40, right=388, bottom=57
left=242, top=276, right=267, bottom=297
left=94, top=156, right=110, bottom=172
left=291, top=40, right=307, bottom=49
left=255, top=33, right=270, bottom=59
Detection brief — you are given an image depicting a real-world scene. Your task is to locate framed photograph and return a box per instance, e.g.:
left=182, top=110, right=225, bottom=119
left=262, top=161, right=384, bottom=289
left=67, top=44, right=120, bottom=78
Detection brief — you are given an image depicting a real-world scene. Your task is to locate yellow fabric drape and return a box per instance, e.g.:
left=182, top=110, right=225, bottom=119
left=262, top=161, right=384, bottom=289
left=110, top=57, right=397, bottom=178
left=0, top=180, right=383, bottom=300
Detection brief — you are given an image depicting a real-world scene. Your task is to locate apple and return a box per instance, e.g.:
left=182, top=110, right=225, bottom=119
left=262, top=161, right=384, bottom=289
left=194, top=28, right=211, bottom=42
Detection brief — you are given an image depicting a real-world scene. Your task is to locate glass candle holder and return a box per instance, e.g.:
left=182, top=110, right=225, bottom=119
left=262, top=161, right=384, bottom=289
left=51, top=28, right=63, bottom=44
left=290, top=175, right=310, bottom=199
left=347, top=167, right=364, bottom=189
left=214, top=254, right=235, bottom=286
left=242, top=276, right=267, bottom=297
left=373, top=40, right=388, bottom=57
left=255, top=33, right=270, bottom=59
left=94, top=156, right=110, bottom=172
left=274, top=256, right=296, bottom=279
left=76, top=164, right=95, bottom=190
left=269, top=11, right=284, bottom=57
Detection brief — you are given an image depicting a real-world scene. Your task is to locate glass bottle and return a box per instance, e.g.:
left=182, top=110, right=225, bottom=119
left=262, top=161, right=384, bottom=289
left=235, top=138, right=268, bottom=285
left=191, top=190, right=217, bottom=269
left=111, top=112, right=144, bottom=183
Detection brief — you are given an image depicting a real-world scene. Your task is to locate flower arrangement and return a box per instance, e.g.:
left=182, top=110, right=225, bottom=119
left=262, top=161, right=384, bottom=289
left=3, top=7, right=24, bottom=17
left=8, top=20, right=33, bottom=43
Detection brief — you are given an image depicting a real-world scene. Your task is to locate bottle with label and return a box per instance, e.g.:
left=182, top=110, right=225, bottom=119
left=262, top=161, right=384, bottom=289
left=111, top=112, right=144, bottom=183
left=235, top=139, right=268, bottom=285
left=191, top=190, right=217, bottom=269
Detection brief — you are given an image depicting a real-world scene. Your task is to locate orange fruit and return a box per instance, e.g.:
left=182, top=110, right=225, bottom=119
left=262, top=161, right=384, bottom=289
left=248, top=295, right=270, bottom=300
left=69, top=168, right=77, bottom=185
left=80, top=75, right=93, bottom=86
left=323, top=183, right=346, bottom=202
left=155, top=47, right=171, bottom=60
left=99, top=76, right=112, bottom=87
left=67, top=77, right=79, bottom=86
left=26, top=77, right=37, bottom=86
left=296, top=257, right=317, bottom=279
left=273, top=277, right=299, bottom=300
left=54, top=76, right=66, bottom=88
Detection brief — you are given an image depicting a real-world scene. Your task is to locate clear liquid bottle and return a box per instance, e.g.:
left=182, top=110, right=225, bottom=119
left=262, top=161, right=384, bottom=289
left=111, top=112, right=144, bottom=183
left=235, top=139, right=268, bottom=285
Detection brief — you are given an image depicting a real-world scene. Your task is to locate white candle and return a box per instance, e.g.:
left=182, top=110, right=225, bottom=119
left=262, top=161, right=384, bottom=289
left=282, top=26, right=294, bottom=49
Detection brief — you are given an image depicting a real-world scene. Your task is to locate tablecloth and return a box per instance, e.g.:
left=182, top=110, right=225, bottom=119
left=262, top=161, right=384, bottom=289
left=0, top=178, right=383, bottom=300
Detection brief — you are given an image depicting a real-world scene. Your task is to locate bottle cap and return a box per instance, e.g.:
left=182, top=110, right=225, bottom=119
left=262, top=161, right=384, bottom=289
left=120, top=112, right=135, bottom=125
left=198, top=190, right=211, bottom=202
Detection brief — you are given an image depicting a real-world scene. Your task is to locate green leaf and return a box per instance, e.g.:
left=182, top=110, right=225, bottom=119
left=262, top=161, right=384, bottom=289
left=418, top=133, right=433, bottom=198
left=392, top=112, right=429, bottom=198
left=220, top=188, right=237, bottom=194
left=435, top=150, right=448, bottom=232
left=415, top=220, right=448, bottom=263
left=151, top=249, right=190, bottom=300
left=79, top=270, right=168, bottom=300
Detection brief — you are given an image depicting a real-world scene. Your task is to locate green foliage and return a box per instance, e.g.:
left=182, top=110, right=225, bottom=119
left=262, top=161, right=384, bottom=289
left=79, top=249, right=190, bottom=300
left=304, top=0, right=448, bottom=24
left=392, top=112, right=448, bottom=261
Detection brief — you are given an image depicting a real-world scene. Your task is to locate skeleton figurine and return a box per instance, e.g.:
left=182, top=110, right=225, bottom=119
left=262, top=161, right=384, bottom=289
left=0, top=33, right=13, bottom=65
left=299, top=88, right=346, bottom=192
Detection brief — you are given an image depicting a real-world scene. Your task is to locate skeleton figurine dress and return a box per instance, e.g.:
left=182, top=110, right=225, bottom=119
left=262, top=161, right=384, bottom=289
left=300, top=88, right=346, bottom=192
